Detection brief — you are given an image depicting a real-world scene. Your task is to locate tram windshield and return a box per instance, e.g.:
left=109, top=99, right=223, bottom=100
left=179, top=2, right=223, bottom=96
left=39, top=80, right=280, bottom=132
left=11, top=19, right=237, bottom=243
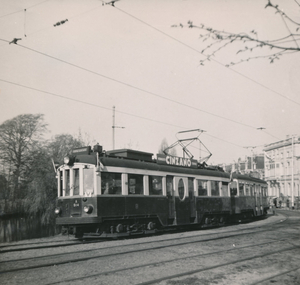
left=83, top=168, right=94, bottom=196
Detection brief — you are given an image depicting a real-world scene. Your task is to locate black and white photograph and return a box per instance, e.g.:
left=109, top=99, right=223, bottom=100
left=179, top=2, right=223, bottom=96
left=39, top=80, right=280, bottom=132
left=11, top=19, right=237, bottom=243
left=0, top=1, right=300, bottom=284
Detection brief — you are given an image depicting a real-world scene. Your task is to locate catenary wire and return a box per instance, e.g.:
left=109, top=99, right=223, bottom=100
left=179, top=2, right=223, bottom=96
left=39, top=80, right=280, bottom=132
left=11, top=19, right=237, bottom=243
left=113, top=5, right=300, bottom=108
left=0, top=0, right=50, bottom=19
left=0, top=77, right=246, bottom=149
left=0, top=38, right=259, bottom=131
left=0, top=3, right=283, bottom=142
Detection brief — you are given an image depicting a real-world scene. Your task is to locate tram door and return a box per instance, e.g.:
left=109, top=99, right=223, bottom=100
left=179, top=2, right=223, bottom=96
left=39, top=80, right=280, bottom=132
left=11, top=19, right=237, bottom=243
left=174, top=176, right=191, bottom=224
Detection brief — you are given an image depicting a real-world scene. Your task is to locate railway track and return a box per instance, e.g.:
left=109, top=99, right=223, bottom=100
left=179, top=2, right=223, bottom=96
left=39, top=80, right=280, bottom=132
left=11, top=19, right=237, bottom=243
left=1, top=210, right=299, bottom=285
left=0, top=211, right=283, bottom=255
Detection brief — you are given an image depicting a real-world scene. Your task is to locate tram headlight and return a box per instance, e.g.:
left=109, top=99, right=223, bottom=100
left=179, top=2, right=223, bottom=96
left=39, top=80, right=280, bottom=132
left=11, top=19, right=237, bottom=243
left=64, top=156, right=75, bottom=166
left=83, top=205, right=93, bottom=214
left=54, top=207, right=61, bottom=215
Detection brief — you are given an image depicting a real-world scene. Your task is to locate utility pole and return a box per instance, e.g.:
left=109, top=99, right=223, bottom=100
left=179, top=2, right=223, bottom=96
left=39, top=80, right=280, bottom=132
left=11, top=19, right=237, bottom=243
left=112, top=106, right=125, bottom=150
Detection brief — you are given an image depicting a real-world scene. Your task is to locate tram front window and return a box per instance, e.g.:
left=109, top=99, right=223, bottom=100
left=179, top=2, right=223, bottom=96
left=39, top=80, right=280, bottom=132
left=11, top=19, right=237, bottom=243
left=83, top=168, right=94, bottom=196
left=73, top=169, right=80, bottom=195
left=65, top=170, right=70, bottom=196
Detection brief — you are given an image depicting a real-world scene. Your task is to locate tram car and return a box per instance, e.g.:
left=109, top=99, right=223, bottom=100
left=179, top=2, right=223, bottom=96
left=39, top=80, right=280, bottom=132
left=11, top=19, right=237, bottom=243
left=54, top=144, right=269, bottom=238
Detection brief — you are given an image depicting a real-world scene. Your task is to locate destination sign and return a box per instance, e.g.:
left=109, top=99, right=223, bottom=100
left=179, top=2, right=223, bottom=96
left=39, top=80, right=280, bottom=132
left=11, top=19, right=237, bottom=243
left=72, top=146, right=91, bottom=155
left=157, top=154, right=198, bottom=168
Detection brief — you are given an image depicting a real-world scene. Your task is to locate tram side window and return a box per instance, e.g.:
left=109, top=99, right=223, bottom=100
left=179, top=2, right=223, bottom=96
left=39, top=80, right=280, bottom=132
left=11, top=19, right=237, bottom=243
left=101, top=172, right=122, bottom=194
left=149, top=176, right=163, bottom=195
left=230, top=181, right=237, bottom=196
left=239, top=183, right=244, bottom=196
left=65, top=169, right=70, bottom=196
left=59, top=171, right=63, bottom=196
left=245, top=184, right=251, bottom=196
left=73, top=169, right=80, bottom=195
left=166, top=176, right=174, bottom=197
left=197, top=180, right=208, bottom=196
left=128, top=174, right=144, bottom=195
left=211, top=181, right=220, bottom=196
left=221, top=182, right=229, bottom=196
left=250, top=185, right=254, bottom=196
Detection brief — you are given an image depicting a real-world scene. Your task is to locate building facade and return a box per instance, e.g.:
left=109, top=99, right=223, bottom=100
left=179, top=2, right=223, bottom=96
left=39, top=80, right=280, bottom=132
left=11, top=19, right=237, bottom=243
left=221, top=154, right=265, bottom=179
left=264, top=136, right=300, bottom=205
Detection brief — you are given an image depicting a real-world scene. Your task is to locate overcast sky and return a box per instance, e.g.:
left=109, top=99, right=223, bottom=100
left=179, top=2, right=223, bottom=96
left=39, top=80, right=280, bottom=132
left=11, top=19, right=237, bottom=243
left=1, top=0, right=299, bottom=164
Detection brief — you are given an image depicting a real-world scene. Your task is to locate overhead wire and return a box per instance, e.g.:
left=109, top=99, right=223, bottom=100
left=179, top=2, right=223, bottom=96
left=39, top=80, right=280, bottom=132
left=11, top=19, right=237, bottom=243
left=0, top=78, right=187, bottom=130
left=113, top=5, right=300, bottom=108
left=1, top=2, right=285, bottom=147
left=0, top=77, right=247, bottom=150
left=0, top=0, right=50, bottom=19
left=0, top=38, right=258, bottom=131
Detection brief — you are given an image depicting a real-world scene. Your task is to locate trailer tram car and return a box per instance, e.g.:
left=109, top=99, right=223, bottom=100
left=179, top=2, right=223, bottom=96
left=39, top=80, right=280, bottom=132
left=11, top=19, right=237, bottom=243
left=54, top=145, right=269, bottom=238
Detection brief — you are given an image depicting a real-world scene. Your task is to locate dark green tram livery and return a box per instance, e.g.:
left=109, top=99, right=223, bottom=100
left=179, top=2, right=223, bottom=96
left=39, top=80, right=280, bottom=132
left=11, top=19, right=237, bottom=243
left=55, top=145, right=269, bottom=238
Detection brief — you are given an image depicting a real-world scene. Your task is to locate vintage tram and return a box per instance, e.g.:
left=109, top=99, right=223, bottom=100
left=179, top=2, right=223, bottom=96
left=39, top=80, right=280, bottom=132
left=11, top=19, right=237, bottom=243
left=54, top=144, right=269, bottom=238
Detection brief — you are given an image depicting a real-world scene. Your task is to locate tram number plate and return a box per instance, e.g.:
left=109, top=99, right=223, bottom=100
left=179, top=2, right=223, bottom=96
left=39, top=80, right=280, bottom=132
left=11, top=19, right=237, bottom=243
left=73, top=203, right=80, bottom=207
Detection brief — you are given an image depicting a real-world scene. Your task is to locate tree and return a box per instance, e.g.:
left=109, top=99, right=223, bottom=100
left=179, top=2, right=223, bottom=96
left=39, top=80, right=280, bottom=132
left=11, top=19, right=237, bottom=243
left=175, top=1, right=300, bottom=66
left=24, top=133, right=86, bottom=226
left=48, top=133, right=86, bottom=163
left=0, top=114, right=47, bottom=199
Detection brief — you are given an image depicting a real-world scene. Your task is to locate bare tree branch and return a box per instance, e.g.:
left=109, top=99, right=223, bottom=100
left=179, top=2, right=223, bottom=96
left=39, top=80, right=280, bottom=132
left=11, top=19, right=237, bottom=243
left=173, top=1, right=300, bottom=66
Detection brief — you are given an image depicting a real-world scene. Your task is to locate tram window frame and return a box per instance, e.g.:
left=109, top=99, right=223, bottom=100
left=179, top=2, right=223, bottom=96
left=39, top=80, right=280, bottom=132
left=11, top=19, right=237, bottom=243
left=245, top=184, right=251, bottom=196
left=65, top=169, right=70, bottom=196
left=101, top=172, right=122, bottom=195
left=239, top=182, right=245, bottom=196
left=256, top=184, right=261, bottom=196
left=230, top=181, right=238, bottom=196
left=250, top=184, right=254, bottom=196
left=73, top=169, right=80, bottom=196
left=128, top=174, right=144, bottom=195
left=59, top=170, right=63, bottom=197
left=83, top=168, right=94, bottom=196
left=220, top=181, right=229, bottom=196
left=149, top=176, right=163, bottom=195
left=197, top=179, right=208, bottom=196
left=211, top=181, right=220, bottom=196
